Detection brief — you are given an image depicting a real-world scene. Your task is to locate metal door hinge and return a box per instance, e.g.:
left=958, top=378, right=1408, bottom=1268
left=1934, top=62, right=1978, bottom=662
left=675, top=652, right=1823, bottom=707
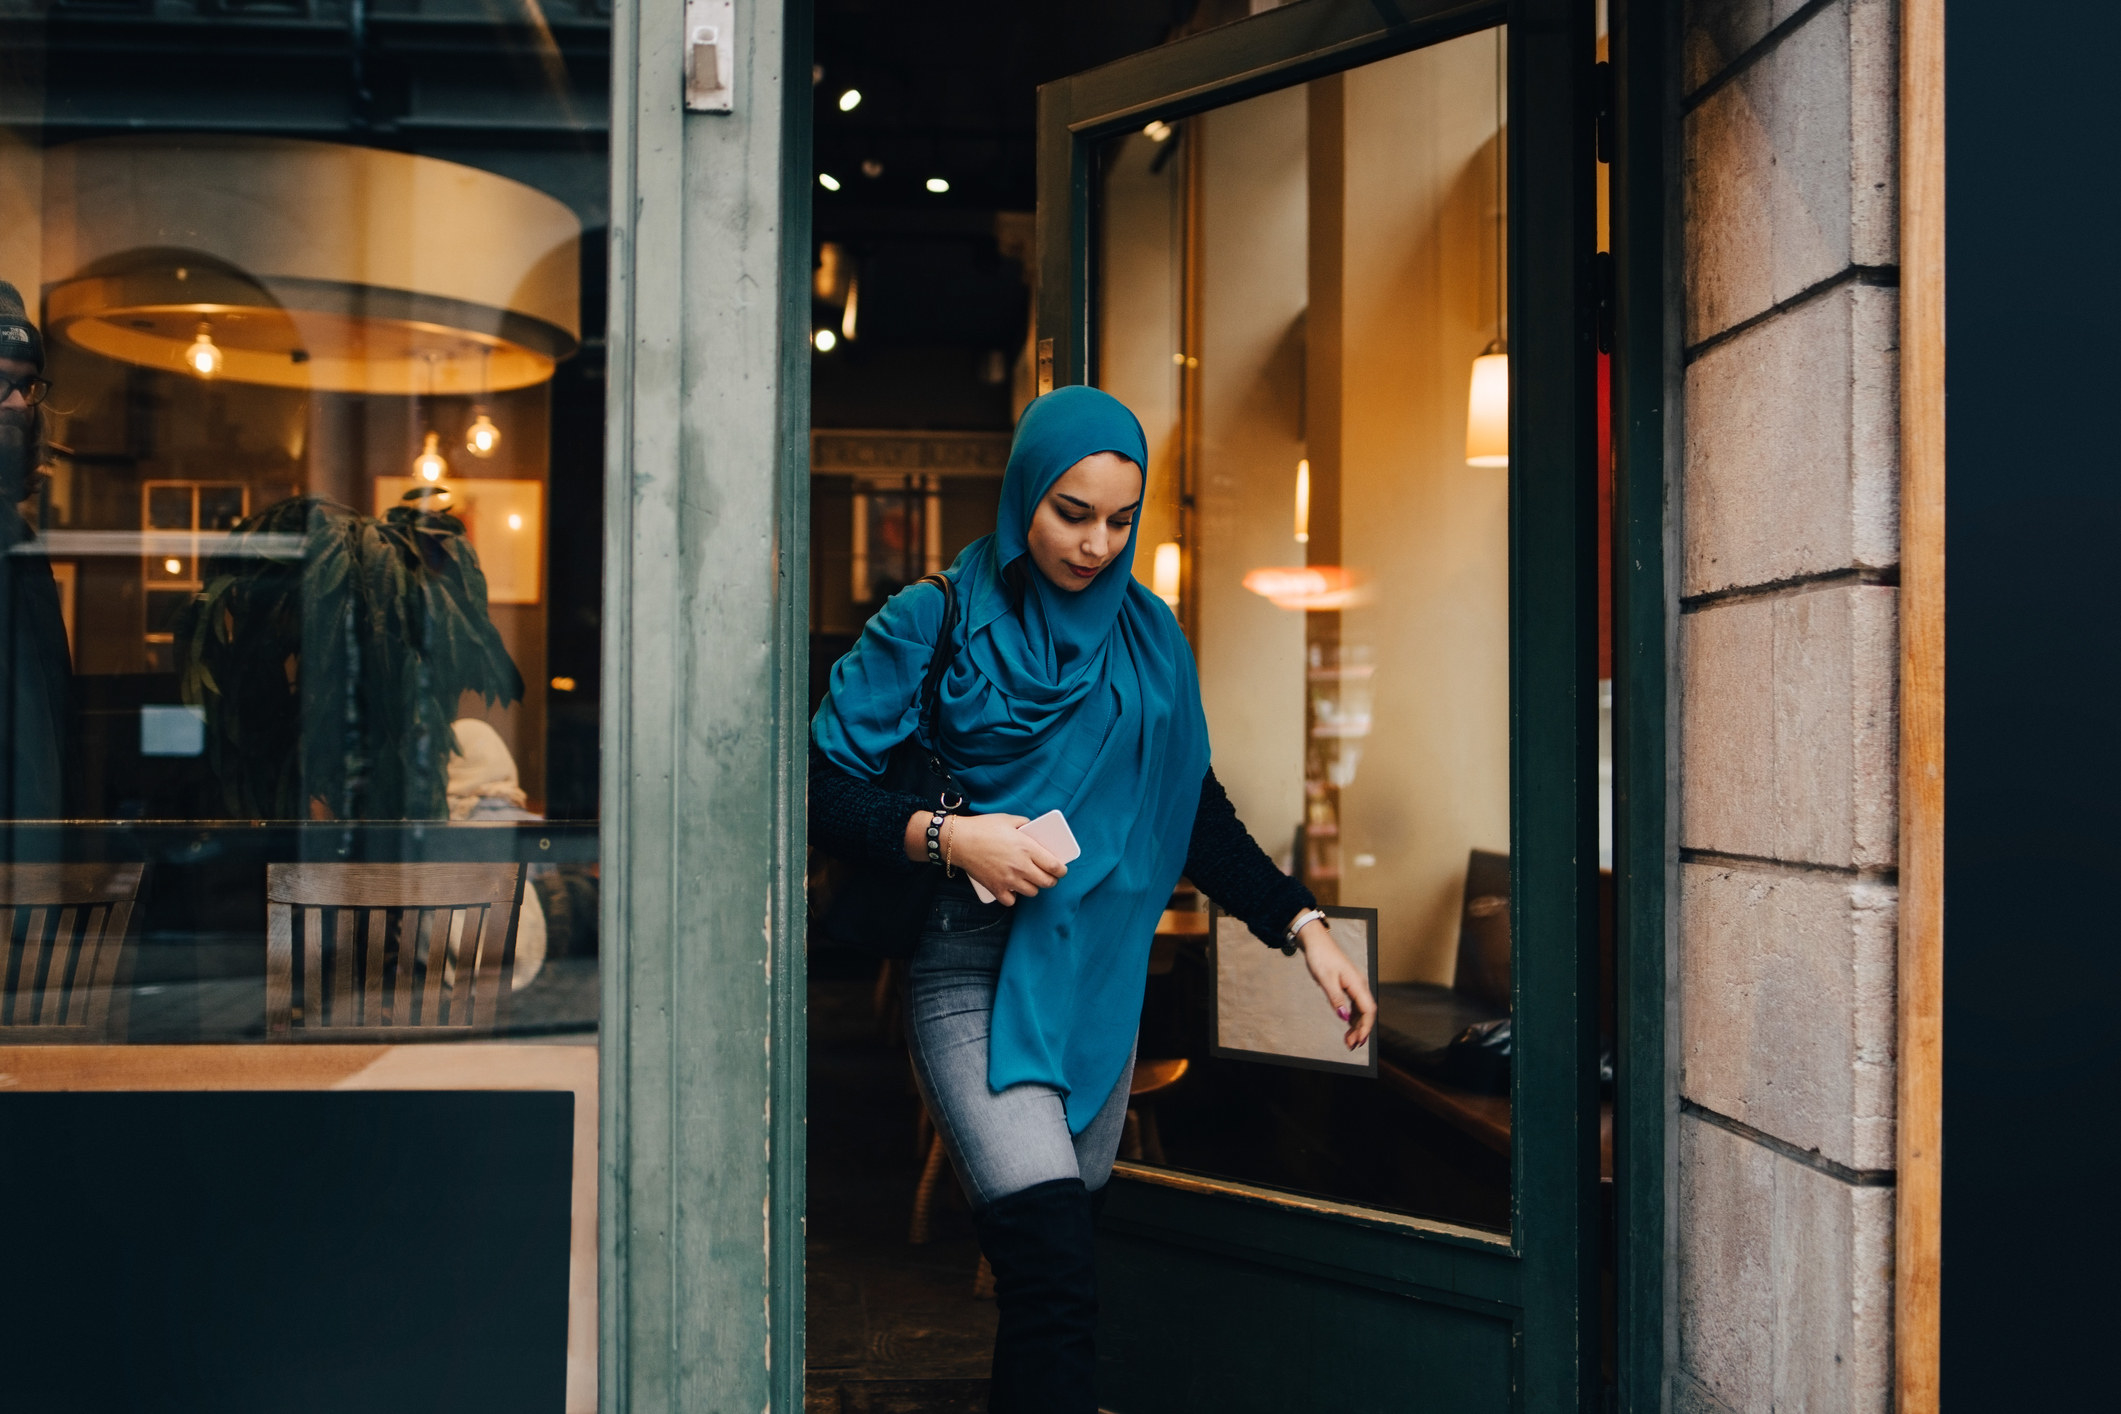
left=1594, top=60, right=1614, bottom=163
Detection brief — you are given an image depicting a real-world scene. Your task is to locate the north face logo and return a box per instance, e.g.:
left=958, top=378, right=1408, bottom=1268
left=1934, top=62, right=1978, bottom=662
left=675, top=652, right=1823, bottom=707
left=0, top=327, right=26, bottom=344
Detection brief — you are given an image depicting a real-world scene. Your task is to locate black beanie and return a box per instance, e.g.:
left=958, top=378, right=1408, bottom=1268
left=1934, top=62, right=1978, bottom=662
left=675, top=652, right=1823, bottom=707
left=0, top=280, right=43, bottom=369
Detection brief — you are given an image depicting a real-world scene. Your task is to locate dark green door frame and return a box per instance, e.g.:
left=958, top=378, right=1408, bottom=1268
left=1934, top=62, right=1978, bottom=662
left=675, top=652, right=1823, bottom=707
left=1608, top=2, right=1677, bottom=1411
left=1034, top=2, right=1634, bottom=1409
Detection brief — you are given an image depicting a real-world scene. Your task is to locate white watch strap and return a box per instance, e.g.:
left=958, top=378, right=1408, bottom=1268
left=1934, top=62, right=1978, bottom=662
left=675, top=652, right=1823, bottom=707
left=1285, top=907, right=1327, bottom=943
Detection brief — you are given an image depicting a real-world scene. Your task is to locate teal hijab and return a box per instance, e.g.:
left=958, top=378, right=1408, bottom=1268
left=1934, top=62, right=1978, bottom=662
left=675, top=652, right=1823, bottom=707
left=815, top=386, right=1211, bottom=1131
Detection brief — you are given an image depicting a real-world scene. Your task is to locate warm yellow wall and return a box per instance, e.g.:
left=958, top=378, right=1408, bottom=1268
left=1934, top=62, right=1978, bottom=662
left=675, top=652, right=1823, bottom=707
left=1333, top=33, right=1511, bottom=983
left=1194, top=87, right=1308, bottom=858
left=1094, top=131, right=1183, bottom=598
left=1091, top=45, right=1509, bottom=950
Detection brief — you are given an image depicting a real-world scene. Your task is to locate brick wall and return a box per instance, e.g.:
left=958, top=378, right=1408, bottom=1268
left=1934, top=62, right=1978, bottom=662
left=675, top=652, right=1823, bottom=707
left=1674, top=2, right=1899, bottom=1409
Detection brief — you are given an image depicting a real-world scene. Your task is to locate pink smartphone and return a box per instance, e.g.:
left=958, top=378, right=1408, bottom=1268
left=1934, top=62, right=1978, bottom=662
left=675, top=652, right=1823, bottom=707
left=972, top=809, right=1082, bottom=904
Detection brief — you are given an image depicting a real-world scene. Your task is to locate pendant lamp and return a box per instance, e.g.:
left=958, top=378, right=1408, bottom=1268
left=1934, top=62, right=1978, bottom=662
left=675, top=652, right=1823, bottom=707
left=1465, top=341, right=1508, bottom=467
left=1465, top=30, right=1508, bottom=469
left=1152, top=541, right=1181, bottom=610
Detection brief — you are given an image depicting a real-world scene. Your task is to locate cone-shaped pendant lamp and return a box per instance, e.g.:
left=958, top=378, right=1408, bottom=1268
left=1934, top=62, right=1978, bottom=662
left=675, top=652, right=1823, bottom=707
left=1465, top=340, right=1509, bottom=467
left=1466, top=30, right=1508, bottom=468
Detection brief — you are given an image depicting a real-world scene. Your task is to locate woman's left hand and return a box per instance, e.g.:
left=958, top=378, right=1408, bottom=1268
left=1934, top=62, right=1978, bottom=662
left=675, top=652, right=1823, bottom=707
left=1296, top=918, right=1376, bottom=1051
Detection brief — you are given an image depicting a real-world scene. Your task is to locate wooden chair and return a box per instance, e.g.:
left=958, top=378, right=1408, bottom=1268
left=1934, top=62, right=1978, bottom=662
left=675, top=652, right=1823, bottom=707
left=265, top=863, right=523, bottom=1039
left=0, top=863, right=146, bottom=1042
left=1118, top=1057, right=1190, bottom=1166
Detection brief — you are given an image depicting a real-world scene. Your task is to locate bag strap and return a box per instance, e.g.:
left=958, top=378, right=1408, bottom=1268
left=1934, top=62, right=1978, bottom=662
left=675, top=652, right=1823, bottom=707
left=912, top=574, right=962, bottom=800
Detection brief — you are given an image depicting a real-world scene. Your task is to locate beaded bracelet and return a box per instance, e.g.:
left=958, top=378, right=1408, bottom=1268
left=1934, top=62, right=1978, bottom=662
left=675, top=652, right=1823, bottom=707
left=925, top=806, right=950, bottom=869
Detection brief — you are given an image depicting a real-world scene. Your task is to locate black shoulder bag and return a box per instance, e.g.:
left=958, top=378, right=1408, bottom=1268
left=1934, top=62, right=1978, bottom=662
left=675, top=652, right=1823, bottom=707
left=821, top=573, right=965, bottom=957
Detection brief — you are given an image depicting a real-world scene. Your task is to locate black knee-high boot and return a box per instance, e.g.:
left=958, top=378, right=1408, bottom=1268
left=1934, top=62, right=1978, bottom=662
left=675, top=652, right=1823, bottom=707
left=974, top=1177, right=1098, bottom=1414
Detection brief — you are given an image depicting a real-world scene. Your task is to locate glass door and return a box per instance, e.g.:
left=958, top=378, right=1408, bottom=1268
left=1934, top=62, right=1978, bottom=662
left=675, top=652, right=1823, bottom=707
left=1038, top=2, right=1602, bottom=1409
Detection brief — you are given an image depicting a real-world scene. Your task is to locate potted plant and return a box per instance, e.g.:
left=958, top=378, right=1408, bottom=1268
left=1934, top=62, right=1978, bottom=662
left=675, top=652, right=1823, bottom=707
left=175, top=495, right=524, bottom=820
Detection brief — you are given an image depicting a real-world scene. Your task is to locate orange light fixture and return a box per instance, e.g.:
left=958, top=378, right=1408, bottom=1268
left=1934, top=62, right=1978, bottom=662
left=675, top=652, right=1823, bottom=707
left=1465, top=342, right=1509, bottom=467
left=1241, top=565, right=1366, bottom=611
left=413, top=431, right=448, bottom=483
left=1151, top=541, right=1181, bottom=609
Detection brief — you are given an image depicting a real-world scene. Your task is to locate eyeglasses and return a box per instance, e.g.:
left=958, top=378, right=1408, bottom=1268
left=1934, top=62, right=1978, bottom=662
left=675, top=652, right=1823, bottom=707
left=0, top=372, right=51, bottom=408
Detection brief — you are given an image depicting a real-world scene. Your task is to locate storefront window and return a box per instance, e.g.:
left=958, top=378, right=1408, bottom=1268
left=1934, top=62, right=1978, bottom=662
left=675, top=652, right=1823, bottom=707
left=1097, top=29, right=1524, bottom=1230
left=2, top=8, right=605, bottom=1408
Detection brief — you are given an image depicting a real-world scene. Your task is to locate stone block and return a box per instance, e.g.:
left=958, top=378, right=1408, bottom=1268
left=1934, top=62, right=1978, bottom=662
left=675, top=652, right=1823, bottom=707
left=1673, top=1370, right=1743, bottom=1414
left=1684, top=282, right=1900, bottom=597
left=1680, top=861, right=1896, bottom=1169
left=1677, top=1114, right=1893, bottom=1414
left=1682, top=0, right=1808, bottom=95
left=1684, top=0, right=1898, bottom=344
left=1680, top=584, right=1897, bottom=869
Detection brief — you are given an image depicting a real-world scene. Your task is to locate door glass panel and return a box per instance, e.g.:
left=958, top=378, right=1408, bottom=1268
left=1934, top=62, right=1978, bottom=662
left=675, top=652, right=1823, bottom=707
left=1098, top=28, right=1515, bottom=1230
left=2, top=10, right=606, bottom=1408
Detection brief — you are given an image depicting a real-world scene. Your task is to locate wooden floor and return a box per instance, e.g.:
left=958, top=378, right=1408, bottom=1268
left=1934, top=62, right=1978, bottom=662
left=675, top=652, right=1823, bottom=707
left=806, top=968, right=995, bottom=1413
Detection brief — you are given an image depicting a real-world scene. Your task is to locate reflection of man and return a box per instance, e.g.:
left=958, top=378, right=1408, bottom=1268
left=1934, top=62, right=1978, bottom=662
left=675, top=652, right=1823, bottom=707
left=0, top=281, right=70, bottom=819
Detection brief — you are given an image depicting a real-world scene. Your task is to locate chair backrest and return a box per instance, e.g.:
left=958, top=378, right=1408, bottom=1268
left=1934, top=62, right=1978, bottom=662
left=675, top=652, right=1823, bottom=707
left=264, top=863, right=523, bottom=1039
left=1453, top=849, right=1512, bottom=1011
left=0, top=863, right=147, bottom=1040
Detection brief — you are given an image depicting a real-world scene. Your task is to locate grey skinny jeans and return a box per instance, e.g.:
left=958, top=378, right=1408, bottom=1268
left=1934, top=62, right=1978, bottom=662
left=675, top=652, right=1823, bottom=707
left=905, top=883, right=1134, bottom=1209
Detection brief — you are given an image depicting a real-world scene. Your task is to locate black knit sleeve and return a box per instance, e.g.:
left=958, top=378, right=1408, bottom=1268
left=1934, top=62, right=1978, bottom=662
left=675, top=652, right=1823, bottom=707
left=809, top=746, right=927, bottom=872
left=1183, top=767, right=1318, bottom=949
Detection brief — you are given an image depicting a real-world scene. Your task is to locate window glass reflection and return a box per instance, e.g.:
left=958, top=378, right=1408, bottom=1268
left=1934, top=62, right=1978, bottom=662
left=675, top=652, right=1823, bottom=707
left=3, top=10, right=610, bottom=1405
left=1098, top=30, right=1523, bottom=1230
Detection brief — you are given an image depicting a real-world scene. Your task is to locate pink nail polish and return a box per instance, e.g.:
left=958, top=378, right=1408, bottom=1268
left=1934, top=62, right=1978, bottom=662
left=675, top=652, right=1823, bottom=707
left=1336, top=1005, right=1351, bottom=1022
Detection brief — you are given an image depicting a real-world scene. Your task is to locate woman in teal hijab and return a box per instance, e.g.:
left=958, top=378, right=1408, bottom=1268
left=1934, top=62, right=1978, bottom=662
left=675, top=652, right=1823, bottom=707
left=813, top=386, right=1375, bottom=1413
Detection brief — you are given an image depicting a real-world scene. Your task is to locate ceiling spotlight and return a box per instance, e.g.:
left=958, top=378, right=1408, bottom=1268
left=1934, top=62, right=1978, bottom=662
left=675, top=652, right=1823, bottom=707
left=184, top=322, right=223, bottom=378
left=818, top=172, right=842, bottom=191
left=1143, top=120, right=1174, bottom=143
left=413, top=430, right=448, bottom=483
left=838, top=89, right=862, bottom=112
left=814, top=328, right=838, bottom=353
left=860, top=159, right=884, bottom=179
left=465, top=410, right=502, bottom=459
left=925, top=177, right=950, bottom=194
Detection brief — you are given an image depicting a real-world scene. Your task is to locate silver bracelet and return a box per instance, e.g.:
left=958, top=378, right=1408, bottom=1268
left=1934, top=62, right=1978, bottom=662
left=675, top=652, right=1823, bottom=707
left=1282, top=907, right=1328, bottom=955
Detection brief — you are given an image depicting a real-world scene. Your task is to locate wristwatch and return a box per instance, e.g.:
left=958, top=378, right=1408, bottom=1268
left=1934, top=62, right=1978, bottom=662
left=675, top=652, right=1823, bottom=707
left=1281, top=907, right=1328, bottom=955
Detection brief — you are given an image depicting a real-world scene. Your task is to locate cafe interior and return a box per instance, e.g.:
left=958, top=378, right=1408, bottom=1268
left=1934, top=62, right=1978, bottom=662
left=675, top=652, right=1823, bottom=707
left=803, top=5, right=1616, bottom=1407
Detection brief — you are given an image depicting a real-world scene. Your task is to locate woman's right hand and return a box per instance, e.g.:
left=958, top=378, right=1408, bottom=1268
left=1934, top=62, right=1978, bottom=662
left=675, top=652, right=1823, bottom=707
left=946, top=813, right=1067, bottom=906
